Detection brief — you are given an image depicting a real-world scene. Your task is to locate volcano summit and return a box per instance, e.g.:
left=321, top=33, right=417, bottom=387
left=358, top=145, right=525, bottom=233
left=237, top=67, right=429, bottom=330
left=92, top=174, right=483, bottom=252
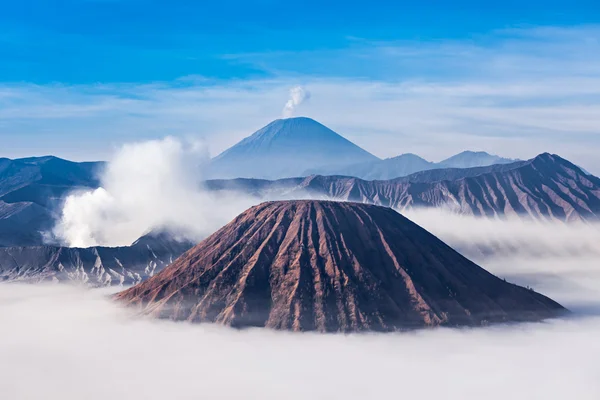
left=208, top=117, right=378, bottom=179
left=116, top=200, right=565, bottom=332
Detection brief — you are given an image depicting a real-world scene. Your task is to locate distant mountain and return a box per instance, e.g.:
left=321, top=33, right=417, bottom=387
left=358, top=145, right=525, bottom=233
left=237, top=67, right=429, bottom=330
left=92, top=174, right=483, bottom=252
left=308, top=151, right=517, bottom=180
left=394, top=160, right=530, bottom=183
left=0, top=201, right=53, bottom=247
left=0, top=156, right=103, bottom=197
left=438, top=151, right=517, bottom=169
left=305, top=153, right=436, bottom=180
left=208, top=117, right=378, bottom=179
left=0, top=231, right=193, bottom=286
left=0, top=156, right=104, bottom=247
left=206, top=154, right=600, bottom=222
left=0, top=158, right=40, bottom=197
left=115, top=200, right=565, bottom=332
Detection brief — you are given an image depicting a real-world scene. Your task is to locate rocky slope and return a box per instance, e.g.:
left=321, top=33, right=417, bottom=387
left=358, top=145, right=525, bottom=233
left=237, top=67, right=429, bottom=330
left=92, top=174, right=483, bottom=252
left=206, top=154, right=600, bottom=222
left=115, top=200, right=565, bottom=332
left=0, top=232, right=192, bottom=286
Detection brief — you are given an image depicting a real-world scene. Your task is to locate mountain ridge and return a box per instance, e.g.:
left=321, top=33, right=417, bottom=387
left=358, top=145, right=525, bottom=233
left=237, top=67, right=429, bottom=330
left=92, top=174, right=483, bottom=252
left=206, top=153, right=600, bottom=222
left=0, top=232, right=193, bottom=286
left=307, top=150, right=519, bottom=180
left=0, top=156, right=104, bottom=247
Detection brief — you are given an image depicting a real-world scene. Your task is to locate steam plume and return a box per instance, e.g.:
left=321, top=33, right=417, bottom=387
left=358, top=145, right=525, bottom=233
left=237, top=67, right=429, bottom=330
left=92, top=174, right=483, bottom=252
left=53, top=137, right=254, bottom=247
left=282, top=86, right=310, bottom=117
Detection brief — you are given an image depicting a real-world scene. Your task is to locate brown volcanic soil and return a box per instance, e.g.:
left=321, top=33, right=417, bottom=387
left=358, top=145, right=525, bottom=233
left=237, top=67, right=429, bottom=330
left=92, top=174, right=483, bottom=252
left=115, top=200, right=565, bottom=332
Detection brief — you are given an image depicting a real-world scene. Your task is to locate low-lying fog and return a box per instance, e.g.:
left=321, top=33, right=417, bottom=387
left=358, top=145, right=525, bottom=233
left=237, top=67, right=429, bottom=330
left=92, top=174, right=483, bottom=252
left=405, top=208, right=600, bottom=315
left=3, top=209, right=600, bottom=399
left=3, top=138, right=598, bottom=399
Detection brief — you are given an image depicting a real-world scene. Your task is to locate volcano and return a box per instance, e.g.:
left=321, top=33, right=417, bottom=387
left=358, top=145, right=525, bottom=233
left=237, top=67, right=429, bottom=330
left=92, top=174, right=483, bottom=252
left=115, top=200, right=565, bottom=332
left=208, top=117, right=378, bottom=179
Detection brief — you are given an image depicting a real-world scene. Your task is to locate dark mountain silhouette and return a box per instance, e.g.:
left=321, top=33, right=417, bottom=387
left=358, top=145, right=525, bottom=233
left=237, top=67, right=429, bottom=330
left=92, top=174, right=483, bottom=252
left=115, top=200, right=565, bottom=332
left=208, top=117, right=378, bottom=179
left=0, top=156, right=103, bottom=197
left=0, top=156, right=104, bottom=246
left=0, top=201, right=52, bottom=247
left=14, top=156, right=104, bottom=187
left=205, top=154, right=600, bottom=222
left=0, top=231, right=192, bottom=286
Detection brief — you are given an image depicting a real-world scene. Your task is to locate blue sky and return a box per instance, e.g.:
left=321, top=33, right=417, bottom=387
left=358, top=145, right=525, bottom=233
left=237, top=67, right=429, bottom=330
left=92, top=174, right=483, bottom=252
left=2, top=1, right=600, bottom=172
left=2, top=0, right=599, bottom=83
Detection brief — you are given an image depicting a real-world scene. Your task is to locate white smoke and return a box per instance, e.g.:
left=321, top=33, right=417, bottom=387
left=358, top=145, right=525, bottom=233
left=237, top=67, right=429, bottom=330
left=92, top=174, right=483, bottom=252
left=54, top=137, right=255, bottom=248
left=282, top=86, right=310, bottom=118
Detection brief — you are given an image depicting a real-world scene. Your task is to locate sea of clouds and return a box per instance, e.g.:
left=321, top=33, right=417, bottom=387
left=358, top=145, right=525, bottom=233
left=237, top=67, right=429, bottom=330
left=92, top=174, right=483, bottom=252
left=405, top=208, right=600, bottom=314
left=4, top=214, right=600, bottom=399
left=4, top=137, right=599, bottom=399
left=1, top=254, right=599, bottom=400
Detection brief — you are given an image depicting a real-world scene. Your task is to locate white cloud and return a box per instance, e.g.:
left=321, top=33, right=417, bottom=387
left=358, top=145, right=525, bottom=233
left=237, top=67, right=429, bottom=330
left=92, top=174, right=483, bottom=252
left=1, top=26, right=600, bottom=173
left=404, top=208, right=600, bottom=261
left=53, top=137, right=254, bottom=247
left=403, top=208, right=600, bottom=312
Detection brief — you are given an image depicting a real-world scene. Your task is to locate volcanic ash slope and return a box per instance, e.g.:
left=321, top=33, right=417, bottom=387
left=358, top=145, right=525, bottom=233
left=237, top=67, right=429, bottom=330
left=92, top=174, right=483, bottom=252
left=115, top=200, right=565, bottom=332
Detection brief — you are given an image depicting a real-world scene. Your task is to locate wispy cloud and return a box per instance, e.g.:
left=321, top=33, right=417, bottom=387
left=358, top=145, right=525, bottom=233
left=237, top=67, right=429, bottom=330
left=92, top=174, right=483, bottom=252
left=1, top=26, right=599, bottom=172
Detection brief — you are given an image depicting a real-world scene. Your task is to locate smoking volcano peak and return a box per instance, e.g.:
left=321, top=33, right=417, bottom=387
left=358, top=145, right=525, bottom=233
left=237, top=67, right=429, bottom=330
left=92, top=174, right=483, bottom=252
left=115, top=200, right=565, bottom=332
left=208, top=118, right=378, bottom=179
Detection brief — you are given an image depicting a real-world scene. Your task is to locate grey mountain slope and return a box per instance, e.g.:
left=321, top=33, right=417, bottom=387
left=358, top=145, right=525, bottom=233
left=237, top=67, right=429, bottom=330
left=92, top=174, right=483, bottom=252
left=0, top=158, right=41, bottom=197
left=1, top=156, right=103, bottom=196
left=15, top=156, right=104, bottom=187
left=394, top=160, right=531, bottom=183
left=438, top=151, right=516, bottom=169
left=209, top=117, right=378, bottom=179
left=206, top=153, right=600, bottom=222
left=0, top=156, right=104, bottom=246
left=305, top=153, right=436, bottom=180
left=0, top=231, right=193, bottom=286
left=308, top=151, right=518, bottom=181
left=0, top=201, right=54, bottom=247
